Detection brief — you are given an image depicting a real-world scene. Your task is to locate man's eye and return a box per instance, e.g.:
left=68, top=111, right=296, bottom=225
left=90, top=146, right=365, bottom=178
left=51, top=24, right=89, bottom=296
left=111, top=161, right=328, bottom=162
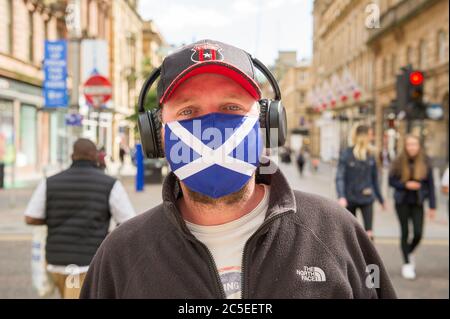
left=224, top=105, right=242, bottom=111
left=179, top=109, right=193, bottom=116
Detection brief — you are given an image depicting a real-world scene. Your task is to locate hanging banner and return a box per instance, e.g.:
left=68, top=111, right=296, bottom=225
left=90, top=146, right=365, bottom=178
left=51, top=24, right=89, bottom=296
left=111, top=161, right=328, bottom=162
left=323, top=80, right=336, bottom=109
left=43, top=40, right=68, bottom=108
left=343, top=70, right=362, bottom=101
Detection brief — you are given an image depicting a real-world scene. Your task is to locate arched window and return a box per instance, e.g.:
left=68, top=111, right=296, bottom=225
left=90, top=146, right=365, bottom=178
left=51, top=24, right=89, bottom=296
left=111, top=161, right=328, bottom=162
left=382, top=57, right=388, bottom=82
left=437, top=30, right=448, bottom=63
left=406, top=46, right=414, bottom=66
left=0, top=0, right=13, bottom=54
left=418, top=39, right=427, bottom=69
left=391, top=53, right=397, bottom=76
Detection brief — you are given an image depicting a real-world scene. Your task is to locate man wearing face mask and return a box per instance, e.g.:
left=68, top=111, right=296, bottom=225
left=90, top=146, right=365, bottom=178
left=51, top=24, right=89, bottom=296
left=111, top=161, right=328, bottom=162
left=80, top=40, right=396, bottom=299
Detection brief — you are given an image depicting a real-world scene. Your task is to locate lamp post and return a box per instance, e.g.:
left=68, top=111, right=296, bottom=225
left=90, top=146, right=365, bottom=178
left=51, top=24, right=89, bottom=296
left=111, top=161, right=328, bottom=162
left=65, top=0, right=82, bottom=151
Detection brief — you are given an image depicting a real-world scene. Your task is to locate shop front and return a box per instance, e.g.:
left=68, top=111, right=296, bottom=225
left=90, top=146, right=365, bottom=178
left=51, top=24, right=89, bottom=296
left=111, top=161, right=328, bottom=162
left=0, top=76, right=68, bottom=187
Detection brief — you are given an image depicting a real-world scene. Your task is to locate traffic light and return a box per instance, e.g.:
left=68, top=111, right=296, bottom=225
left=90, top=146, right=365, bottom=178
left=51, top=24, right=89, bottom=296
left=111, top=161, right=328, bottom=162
left=409, top=71, right=424, bottom=102
left=396, top=65, right=426, bottom=119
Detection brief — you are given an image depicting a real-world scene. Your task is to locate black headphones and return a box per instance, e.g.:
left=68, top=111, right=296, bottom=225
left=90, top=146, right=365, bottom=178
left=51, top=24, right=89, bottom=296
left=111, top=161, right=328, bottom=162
left=137, top=56, right=287, bottom=159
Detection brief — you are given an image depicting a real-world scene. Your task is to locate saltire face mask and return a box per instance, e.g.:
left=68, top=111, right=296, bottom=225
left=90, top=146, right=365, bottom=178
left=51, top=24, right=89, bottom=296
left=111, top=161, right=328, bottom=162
left=164, top=112, right=263, bottom=198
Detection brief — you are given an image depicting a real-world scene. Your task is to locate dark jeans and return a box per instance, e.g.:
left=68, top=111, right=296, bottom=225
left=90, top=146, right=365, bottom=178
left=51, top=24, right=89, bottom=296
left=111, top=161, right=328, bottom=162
left=0, top=162, right=4, bottom=189
left=395, top=203, right=424, bottom=264
left=347, top=203, right=373, bottom=231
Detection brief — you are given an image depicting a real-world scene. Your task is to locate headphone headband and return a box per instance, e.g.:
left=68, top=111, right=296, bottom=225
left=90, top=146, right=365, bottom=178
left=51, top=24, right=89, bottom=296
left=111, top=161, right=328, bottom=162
left=138, top=66, right=161, bottom=113
left=250, top=56, right=282, bottom=101
left=137, top=57, right=281, bottom=113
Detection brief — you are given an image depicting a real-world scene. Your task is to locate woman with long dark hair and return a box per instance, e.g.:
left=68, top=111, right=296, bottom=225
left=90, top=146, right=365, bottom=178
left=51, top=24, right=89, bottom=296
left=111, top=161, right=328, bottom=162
left=389, top=134, right=436, bottom=280
left=336, top=125, right=385, bottom=241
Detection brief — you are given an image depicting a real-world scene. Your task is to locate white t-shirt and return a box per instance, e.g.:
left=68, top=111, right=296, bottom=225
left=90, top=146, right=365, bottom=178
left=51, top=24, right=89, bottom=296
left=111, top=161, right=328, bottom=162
left=185, top=185, right=270, bottom=299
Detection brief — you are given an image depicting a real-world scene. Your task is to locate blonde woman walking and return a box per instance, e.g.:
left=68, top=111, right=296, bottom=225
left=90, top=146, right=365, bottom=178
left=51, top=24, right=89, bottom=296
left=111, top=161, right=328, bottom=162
left=336, top=125, right=385, bottom=240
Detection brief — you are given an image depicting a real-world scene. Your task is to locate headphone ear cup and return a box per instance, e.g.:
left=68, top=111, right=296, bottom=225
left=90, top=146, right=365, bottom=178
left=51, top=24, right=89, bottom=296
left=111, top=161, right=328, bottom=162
left=259, top=99, right=287, bottom=148
left=137, top=112, right=155, bottom=158
left=270, top=100, right=287, bottom=147
left=137, top=109, right=164, bottom=158
left=150, top=108, right=165, bottom=158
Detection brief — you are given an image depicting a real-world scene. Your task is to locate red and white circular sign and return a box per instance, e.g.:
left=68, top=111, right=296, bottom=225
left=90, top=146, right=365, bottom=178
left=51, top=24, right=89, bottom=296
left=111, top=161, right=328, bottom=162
left=83, top=74, right=112, bottom=108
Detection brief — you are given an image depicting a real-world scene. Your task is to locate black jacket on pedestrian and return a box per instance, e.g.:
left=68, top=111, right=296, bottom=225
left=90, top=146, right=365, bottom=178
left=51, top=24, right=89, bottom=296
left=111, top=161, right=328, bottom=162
left=80, top=161, right=396, bottom=299
left=46, top=160, right=116, bottom=266
left=388, top=163, right=436, bottom=209
left=336, top=147, right=384, bottom=206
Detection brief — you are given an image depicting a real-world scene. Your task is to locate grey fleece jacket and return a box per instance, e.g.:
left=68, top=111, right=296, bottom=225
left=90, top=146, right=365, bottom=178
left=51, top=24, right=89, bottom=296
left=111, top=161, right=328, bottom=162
left=80, top=164, right=397, bottom=299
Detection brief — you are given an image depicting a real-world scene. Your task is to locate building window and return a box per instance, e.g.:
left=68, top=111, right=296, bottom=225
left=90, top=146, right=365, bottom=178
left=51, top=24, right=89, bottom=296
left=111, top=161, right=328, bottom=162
left=406, top=46, right=414, bottom=66
left=391, top=54, right=397, bottom=76
left=28, top=10, right=34, bottom=62
left=299, top=91, right=305, bottom=104
left=0, top=0, right=13, bottom=54
left=418, top=39, right=427, bottom=69
left=437, top=30, right=448, bottom=63
left=127, top=33, right=136, bottom=69
left=44, top=19, right=49, bottom=40
left=382, top=57, right=388, bottom=82
left=367, top=59, right=373, bottom=90
left=298, top=71, right=308, bottom=83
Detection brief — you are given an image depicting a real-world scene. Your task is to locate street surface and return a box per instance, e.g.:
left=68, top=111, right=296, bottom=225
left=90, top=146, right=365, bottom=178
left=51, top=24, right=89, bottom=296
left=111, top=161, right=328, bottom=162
left=0, top=160, right=448, bottom=298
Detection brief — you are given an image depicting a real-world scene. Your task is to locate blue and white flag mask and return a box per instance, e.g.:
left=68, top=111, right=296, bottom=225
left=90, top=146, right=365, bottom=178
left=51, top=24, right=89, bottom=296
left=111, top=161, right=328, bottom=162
left=164, top=112, right=263, bottom=198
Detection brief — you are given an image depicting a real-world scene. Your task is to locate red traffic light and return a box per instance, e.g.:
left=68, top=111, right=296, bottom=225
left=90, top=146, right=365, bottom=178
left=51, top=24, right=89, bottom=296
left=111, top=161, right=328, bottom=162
left=409, top=71, right=424, bottom=86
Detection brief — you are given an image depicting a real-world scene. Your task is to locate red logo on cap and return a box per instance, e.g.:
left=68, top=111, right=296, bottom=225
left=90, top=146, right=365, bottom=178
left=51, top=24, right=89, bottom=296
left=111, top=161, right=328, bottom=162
left=191, top=44, right=224, bottom=63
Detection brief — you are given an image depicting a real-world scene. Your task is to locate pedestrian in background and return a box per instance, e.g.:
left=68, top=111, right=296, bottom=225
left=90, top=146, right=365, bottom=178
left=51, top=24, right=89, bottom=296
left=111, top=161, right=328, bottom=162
left=279, top=146, right=292, bottom=164
left=97, top=146, right=107, bottom=171
left=296, top=147, right=306, bottom=176
left=0, top=136, right=5, bottom=189
left=119, top=145, right=127, bottom=166
left=311, top=157, right=320, bottom=172
left=442, top=165, right=449, bottom=217
left=119, top=144, right=127, bottom=176
left=336, top=125, right=385, bottom=241
left=24, top=138, right=136, bottom=298
left=441, top=166, right=449, bottom=196
left=389, top=134, right=436, bottom=280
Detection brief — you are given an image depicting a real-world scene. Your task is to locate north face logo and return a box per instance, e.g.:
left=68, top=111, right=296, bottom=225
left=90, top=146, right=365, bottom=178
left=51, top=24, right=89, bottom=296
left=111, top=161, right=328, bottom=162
left=297, top=266, right=326, bottom=282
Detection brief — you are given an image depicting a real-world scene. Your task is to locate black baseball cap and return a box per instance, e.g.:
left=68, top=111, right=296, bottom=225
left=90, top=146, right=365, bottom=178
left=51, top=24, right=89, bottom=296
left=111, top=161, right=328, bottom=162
left=157, top=39, right=262, bottom=104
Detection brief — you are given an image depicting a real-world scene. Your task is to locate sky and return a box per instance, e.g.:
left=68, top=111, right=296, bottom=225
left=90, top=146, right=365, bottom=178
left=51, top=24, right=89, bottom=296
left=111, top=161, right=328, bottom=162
left=138, top=0, right=314, bottom=67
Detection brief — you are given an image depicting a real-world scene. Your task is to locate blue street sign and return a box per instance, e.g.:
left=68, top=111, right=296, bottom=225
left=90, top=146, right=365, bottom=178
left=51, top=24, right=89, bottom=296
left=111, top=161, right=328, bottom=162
left=43, top=40, right=68, bottom=107
left=64, top=113, right=83, bottom=126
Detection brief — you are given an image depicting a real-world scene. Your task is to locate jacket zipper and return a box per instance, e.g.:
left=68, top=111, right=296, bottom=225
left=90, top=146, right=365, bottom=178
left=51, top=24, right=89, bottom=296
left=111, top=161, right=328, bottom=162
left=173, top=202, right=294, bottom=299
left=240, top=209, right=295, bottom=299
left=167, top=202, right=228, bottom=299
left=197, top=240, right=227, bottom=299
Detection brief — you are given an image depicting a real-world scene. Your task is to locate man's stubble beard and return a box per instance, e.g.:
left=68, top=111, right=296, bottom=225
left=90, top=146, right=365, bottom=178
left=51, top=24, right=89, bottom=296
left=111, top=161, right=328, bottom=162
left=181, top=174, right=255, bottom=206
